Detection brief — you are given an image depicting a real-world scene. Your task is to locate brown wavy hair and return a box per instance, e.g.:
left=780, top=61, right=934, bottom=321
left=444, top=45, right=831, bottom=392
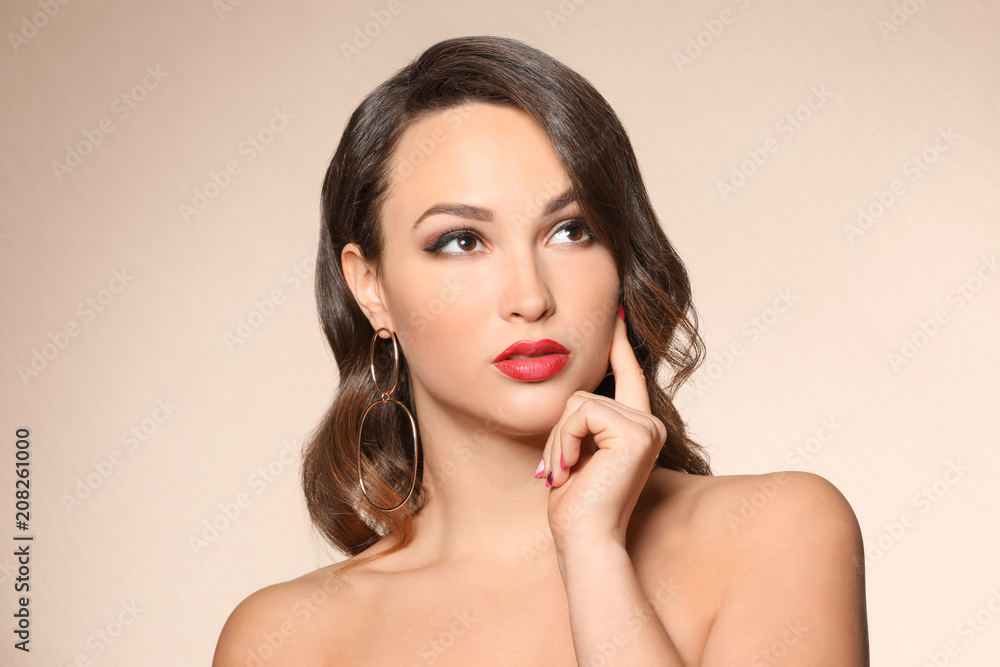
left=303, top=35, right=711, bottom=576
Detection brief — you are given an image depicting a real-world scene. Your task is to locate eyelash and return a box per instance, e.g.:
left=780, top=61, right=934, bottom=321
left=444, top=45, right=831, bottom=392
left=422, top=219, right=597, bottom=255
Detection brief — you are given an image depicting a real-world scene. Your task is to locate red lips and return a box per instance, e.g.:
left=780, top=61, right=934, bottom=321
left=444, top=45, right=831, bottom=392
left=493, top=339, right=570, bottom=381
left=493, top=339, right=570, bottom=362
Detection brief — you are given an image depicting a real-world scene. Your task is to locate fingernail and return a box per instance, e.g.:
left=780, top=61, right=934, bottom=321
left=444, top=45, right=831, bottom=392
left=617, top=306, right=625, bottom=321
left=560, top=453, right=564, bottom=469
left=546, top=471, right=553, bottom=487
left=535, top=459, right=545, bottom=479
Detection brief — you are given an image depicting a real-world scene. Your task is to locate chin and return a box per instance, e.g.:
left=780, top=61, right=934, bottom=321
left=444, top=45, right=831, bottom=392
left=485, top=379, right=584, bottom=432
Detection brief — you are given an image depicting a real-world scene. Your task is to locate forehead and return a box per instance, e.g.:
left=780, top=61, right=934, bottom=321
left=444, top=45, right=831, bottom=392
left=382, top=103, right=572, bottom=228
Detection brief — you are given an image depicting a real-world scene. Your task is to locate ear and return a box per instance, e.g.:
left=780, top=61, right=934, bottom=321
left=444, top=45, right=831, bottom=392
left=341, top=243, right=395, bottom=337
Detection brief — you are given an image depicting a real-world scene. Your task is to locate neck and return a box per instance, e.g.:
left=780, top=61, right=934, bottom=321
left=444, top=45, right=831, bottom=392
left=400, top=381, right=558, bottom=570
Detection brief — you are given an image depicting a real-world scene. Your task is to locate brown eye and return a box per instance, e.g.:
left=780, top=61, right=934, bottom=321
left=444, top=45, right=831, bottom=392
left=423, top=229, right=486, bottom=255
left=456, top=235, right=478, bottom=251
left=551, top=220, right=595, bottom=245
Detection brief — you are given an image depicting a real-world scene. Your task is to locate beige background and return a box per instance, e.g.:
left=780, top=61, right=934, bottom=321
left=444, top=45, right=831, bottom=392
left=2, top=0, right=998, bottom=664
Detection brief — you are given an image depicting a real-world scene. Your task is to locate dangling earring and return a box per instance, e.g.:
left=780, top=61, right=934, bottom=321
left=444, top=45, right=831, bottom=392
left=356, top=327, right=419, bottom=512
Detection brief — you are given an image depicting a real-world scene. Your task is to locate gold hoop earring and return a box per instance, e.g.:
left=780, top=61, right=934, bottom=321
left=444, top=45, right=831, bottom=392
left=356, top=327, right=419, bottom=512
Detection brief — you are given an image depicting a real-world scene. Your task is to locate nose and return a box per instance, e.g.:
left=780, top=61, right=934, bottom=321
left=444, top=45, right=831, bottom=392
left=497, top=247, right=554, bottom=322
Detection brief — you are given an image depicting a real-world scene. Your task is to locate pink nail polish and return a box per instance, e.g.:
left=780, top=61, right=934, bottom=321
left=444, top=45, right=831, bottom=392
left=546, top=471, right=553, bottom=487
left=535, top=459, right=545, bottom=479
left=560, top=453, right=564, bottom=469
left=617, top=305, right=625, bottom=321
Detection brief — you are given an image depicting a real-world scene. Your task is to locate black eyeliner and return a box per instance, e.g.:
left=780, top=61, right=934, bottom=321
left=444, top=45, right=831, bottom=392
left=421, top=218, right=595, bottom=255
left=421, top=226, right=480, bottom=254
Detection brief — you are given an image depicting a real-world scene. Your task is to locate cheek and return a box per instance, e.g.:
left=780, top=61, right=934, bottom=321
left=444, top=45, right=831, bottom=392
left=391, top=265, right=477, bottom=326
left=557, top=250, right=619, bottom=309
left=555, top=252, right=619, bottom=361
left=383, top=267, right=484, bottom=375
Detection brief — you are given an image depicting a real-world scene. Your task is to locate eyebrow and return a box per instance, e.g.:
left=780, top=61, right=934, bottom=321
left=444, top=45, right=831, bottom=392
left=411, top=188, right=578, bottom=230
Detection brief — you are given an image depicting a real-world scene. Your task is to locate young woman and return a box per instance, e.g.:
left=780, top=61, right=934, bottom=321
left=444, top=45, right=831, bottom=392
left=214, top=35, right=869, bottom=666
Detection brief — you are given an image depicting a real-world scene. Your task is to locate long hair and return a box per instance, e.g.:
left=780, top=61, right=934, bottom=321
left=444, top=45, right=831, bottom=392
left=303, top=35, right=711, bottom=575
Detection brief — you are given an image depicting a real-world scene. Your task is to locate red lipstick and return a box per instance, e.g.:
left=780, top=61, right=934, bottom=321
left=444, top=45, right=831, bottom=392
left=493, top=339, right=570, bottom=381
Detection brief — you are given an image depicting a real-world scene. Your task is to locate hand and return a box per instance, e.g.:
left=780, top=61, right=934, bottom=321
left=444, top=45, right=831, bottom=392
left=539, top=308, right=667, bottom=551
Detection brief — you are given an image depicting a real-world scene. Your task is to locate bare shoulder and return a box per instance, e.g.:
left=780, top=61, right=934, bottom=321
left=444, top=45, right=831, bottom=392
left=647, top=468, right=861, bottom=540
left=691, top=469, right=861, bottom=544
left=643, top=469, right=869, bottom=664
left=212, top=561, right=360, bottom=667
left=657, top=469, right=865, bottom=576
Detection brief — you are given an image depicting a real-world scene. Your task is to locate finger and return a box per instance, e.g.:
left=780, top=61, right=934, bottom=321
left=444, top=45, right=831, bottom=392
left=546, top=393, right=588, bottom=486
left=541, top=428, right=561, bottom=486
left=543, top=400, right=569, bottom=487
left=548, top=427, right=560, bottom=488
left=548, top=403, right=580, bottom=487
left=550, top=397, right=633, bottom=487
left=610, top=312, right=650, bottom=412
left=551, top=412, right=584, bottom=488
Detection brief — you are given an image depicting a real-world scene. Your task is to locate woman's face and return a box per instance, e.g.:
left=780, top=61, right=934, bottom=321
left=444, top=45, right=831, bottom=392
left=364, top=102, right=619, bottom=435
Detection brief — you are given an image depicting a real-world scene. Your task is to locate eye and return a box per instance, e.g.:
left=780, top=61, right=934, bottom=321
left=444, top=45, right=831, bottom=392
left=423, top=228, right=484, bottom=255
left=550, top=219, right=596, bottom=245
left=422, top=220, right=596, bottom=255
left=440, top=234, right=480, bottom=253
